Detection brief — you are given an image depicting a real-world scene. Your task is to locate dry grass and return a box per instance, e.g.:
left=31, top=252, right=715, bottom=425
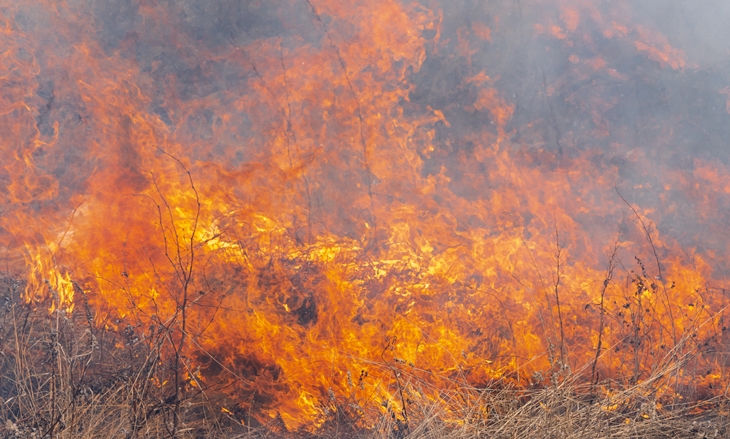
left=367, top=372, right=730, bottom=439
left=1, top=272, right=729, bottom=439
left=0, top=276, right=238, bottom=439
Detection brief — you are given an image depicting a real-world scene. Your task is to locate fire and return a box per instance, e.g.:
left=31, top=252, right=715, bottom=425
left=1, top=0, right=729, bottom=432
left=25, top=246, right=75, bottom=313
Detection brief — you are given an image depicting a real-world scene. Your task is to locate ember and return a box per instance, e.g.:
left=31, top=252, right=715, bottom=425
left=2, top=0, right=730, bottom=436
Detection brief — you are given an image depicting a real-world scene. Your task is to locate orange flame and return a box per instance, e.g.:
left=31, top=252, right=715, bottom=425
left=1, top=0, right=729, bottom=431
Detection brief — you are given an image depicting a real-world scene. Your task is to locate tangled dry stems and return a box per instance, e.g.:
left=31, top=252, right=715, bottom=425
left=0, top=274, right=729, bottom=439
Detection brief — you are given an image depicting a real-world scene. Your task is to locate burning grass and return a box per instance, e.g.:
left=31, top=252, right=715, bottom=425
left=3, top=0, right=730, bottom=437
left=1, top=266, right=729, bottom=439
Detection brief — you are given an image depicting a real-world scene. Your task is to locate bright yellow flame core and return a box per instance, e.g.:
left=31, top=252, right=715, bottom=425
left=0, top=0, right=726, bottom=431
left=25, top=248, right=75, bottom=314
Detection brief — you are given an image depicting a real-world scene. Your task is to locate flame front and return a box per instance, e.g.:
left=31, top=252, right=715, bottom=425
left=1, top=0, right=729, bottom=430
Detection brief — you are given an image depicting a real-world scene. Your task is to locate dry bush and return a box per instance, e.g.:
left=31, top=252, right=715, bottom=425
left=1, top=269, right=730, bottom=438
left=1, top=180, right=729, bottom=438
left=0, top=275, right=261, bottom=439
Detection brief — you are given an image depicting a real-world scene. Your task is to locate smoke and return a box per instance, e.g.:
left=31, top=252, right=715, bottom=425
left=407, top=0, right=730, bottom=263
left=3, top=0, right=730, bottom=425
left=3, top=0, right=729, bottom=268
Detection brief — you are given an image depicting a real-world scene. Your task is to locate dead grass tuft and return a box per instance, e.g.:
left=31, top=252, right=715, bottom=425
left=1, top=268, right=729, bottom=438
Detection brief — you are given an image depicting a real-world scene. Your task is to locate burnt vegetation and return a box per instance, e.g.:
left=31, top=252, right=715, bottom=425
left=2, top=214, right=730, bottom=438
left=4, top=0, right=730, bottom=438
